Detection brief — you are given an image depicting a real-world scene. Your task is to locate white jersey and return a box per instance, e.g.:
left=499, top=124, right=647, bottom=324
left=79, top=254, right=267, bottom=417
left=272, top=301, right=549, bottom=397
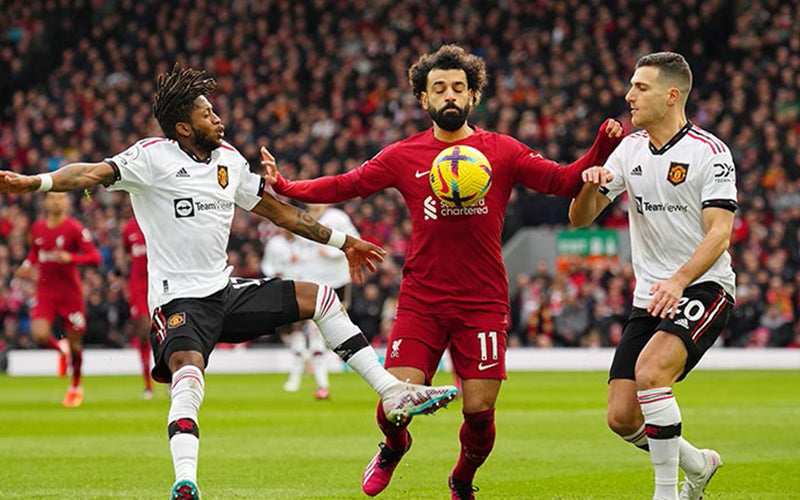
left=298, top=208, right=359, bottom=288
left=260, top=233, right=305, bottom=280
left=600, top=123, right=737, bottom=308
left=105, top=138, right=264, bottom=314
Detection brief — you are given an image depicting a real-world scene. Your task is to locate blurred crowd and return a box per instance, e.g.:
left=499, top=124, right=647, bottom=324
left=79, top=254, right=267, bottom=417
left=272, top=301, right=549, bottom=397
left=1, top=0, right=799, bottom=353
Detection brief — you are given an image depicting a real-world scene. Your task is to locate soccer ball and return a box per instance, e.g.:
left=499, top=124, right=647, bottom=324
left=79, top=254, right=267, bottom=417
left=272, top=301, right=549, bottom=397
left=429, top=145, right=492, bottom=207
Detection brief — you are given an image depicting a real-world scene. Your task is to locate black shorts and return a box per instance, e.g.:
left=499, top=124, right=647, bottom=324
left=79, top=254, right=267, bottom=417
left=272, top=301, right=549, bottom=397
left=149, top=277, right=300, bottom=383
left=609, top=281, right=734, bottom=382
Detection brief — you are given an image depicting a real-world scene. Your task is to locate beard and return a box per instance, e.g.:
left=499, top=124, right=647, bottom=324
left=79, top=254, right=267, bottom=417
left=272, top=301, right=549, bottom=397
left=192, top=126, right=221, bottom=153
left=428, top=101, right=470, bottom=131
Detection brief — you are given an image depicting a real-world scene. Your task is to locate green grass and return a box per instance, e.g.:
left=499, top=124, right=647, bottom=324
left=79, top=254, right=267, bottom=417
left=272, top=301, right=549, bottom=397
left=1, top=370, right=799, bottom=499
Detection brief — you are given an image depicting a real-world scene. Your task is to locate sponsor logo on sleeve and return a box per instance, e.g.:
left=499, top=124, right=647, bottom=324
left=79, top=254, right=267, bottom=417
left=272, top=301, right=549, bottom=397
left=667, top=162, right=689, bottom=186
left=713, top=162, right=734, bottom=182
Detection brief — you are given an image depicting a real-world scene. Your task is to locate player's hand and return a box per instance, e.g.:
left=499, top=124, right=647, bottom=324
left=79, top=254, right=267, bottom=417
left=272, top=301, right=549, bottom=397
left=260, top=146, right=280, bottom=185
left=0, top=171, right=39, bottom=194
left=52, top=251, right=73, bottom=263
left=14, top=264, right=36, bottom=280
left=647, top=277, right=688, bottom=319
left=581, top=166, right=614, bottom=187
left=342, top=235, right=387, bottom=285
left=603, top=118, right=624, bottom=139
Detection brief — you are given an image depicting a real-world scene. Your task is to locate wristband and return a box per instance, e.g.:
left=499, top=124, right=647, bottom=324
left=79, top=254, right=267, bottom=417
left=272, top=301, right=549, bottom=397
left=326, top=229, right=347, bottom=249
left=36, top=173, right=53, bottom=192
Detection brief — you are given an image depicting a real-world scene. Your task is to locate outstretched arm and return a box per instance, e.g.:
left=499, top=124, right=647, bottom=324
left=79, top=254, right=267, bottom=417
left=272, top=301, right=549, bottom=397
left=516, top=119, right=623, bottom=198
left=251, top=191, right=386, bottom=284
left=568, top=166, right=614, bottom=227
left=0, top=162, right=116, bottom=194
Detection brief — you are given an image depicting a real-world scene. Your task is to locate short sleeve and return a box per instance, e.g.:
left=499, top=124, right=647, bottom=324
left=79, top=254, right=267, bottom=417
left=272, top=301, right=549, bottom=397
left=234, top=164, right=266, bottom=210
left=599, top=142, right=627, bottom=201
left=700, top=151, right=737, bottom=212
left=104, top=141, right=153, bottom=194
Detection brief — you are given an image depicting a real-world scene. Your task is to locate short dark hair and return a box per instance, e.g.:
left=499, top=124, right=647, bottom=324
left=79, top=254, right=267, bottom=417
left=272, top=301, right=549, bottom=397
left=152, top=63, right=217, bottom=140
left=408, top=44, right=487, bottom=105
left=635, top=52, right=692, bottom=97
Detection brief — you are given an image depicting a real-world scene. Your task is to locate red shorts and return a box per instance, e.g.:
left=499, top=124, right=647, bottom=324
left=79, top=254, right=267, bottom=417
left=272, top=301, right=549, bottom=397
left=31, top=294, right=87, bottom=333
left=129, top=287, right=149, bottom=320
left=384, top=307, right=508, bottom=383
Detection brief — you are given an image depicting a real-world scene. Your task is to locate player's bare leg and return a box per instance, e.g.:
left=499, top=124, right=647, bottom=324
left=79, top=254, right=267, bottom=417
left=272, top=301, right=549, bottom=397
left=636, top=332, right=708, bottom=500
left=167, top=351, right=205, bottom=500
left=362, top=366, right=424, bottom=496
left=133, top=315, right=154, bottom=399
left=608, top=375, right=720, bottom=499
left=448, top=378, right=500, bottom=500
left=30, top=318, right=68, bottom=377
left=61, top=329, right=84, bottom=407
left=294, top=282, right=456, bottom=418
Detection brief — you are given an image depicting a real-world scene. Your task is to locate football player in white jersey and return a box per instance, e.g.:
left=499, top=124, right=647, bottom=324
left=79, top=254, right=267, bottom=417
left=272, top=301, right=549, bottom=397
left=569, top=53, right=736, bottom=500
left=0, top=64, right=457, bottom=500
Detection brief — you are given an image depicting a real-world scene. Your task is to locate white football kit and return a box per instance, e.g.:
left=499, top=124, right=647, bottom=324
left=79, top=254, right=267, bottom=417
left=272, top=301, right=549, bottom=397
left=600, top=123, right=737, bottom=308
left=105, top=138, right=264, bottom=314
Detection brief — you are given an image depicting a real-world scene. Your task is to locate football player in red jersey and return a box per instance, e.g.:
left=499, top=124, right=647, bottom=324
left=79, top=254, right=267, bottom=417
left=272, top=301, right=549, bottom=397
left=262, top=44, right=623, bottom=499
left=122, top=212, right=154, bottom=399
left=15, top=192, right=101, bottom=407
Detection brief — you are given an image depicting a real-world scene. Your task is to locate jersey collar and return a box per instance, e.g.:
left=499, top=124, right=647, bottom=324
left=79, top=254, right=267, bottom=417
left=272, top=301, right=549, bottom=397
left=178, top=144, right=214, bottom=164
left=648, top=121, right=692, bottom=156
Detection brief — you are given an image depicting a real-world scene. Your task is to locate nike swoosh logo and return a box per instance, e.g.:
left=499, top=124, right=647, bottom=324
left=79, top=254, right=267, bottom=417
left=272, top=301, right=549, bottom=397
left=415, top=170, right=430, bottom=178
left=478, top=362, right=499, bottom=371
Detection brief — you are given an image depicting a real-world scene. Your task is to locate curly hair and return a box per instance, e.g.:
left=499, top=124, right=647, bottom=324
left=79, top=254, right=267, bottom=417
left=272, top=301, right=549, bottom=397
left=152, top=63, right=217, bottom=140
left=408, top=44, right=487, bottom=105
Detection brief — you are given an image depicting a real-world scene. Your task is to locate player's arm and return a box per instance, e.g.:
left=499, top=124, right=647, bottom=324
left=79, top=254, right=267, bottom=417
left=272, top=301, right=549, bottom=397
left=250, top=192, right=386, bottom=284
left=648, top=207, right=735, bottom=319
left=260, top=146, right=394, bottom=203
left=514, top=119, right=623, bottom=198
left=0, top=162, right=116, bottom=194
left=14, top=245, right=39, bottom=280
left=568, top=166, right=614, bottom=227
left=69, top=227, right=102, bottom=266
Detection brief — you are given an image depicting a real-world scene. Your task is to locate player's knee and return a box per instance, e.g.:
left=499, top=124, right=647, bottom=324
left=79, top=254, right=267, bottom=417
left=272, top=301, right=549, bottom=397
left=607, top=409, right=638, bottom=436
left=293, top=281, right=319, bottom=320
left=168, top=351, right=204, bottom=373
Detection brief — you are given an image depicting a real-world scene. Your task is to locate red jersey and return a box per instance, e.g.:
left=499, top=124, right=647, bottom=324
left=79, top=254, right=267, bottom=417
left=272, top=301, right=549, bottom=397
left=25, top=217, right=101, bottom=297
left=122, top=218, right=148, bottom=295
left=274, top=124, right=620, bottom=314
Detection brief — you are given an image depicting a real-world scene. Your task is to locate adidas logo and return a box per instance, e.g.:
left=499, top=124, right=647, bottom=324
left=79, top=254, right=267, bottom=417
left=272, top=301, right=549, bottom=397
left=631, top=165, right=642, bottom=176
left=175, top=167, right=191, bottom=178
left=675, top=318, right=689, bottom=329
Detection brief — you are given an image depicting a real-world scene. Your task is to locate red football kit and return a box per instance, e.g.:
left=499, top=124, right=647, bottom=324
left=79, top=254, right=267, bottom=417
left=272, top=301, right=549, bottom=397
left=122, top=218, right=149, bottom=319
left=273, top=123, right=620, bottom=381
left=25, top=217, right=101, bottom=333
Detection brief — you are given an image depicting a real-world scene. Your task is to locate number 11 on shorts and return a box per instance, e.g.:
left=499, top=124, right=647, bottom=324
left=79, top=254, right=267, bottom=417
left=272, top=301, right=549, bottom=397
left=477, top=331, right=498, bottom=361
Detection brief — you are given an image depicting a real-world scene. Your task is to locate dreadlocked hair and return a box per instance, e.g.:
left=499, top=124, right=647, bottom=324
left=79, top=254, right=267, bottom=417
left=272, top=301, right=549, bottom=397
left=152, top=63, right=217, bottom=140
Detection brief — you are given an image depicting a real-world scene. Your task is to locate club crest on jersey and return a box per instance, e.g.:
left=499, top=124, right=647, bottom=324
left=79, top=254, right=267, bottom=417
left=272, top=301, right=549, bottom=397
left=667, top=162, right=689, bottom=186
left=217, top=165, right=229, bottom=189
left=167, top=312, right=186, bottom=329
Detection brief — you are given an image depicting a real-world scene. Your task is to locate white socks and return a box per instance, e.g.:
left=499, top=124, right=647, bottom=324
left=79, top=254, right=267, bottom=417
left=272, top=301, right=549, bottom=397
left=168, top=365, right=205, bottom=483
left=638, top=388, right=681, bottom=499
left=622, top=423, right=650, bottom=450
left=312, top=285, right=398, bottom=396
left=678, top=437, right=706, bottom=476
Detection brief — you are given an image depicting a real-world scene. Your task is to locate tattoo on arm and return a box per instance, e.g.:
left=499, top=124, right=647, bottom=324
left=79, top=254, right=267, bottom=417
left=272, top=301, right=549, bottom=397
left=52, top=163, right=115, bottom=191
left=288, top=209, right=332, bottom=243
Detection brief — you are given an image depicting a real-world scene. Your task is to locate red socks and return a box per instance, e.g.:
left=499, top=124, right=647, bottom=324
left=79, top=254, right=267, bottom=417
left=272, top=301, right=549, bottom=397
left=71, top=351, right=82, bottom=388
left=451, top=408, right=496, bottom=483
left=376, top=401, right=411, bottom=450
left=139, top=341, right=153, bottom=390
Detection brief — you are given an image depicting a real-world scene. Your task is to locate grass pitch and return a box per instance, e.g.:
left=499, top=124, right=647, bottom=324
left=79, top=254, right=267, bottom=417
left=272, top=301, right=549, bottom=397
left=1, top=370, right=798, bottom=499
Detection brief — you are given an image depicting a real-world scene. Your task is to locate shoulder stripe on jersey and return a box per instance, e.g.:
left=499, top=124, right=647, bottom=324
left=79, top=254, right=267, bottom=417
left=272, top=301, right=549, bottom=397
left=691, top=127, right=727, bottom=153
left=686, top=131, right=719, bottom=154
left=702, top=199, right=737, bottom=212
left=220, top=144, right=235, bottom=151
left=142, top=138, right=168, bottom=148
